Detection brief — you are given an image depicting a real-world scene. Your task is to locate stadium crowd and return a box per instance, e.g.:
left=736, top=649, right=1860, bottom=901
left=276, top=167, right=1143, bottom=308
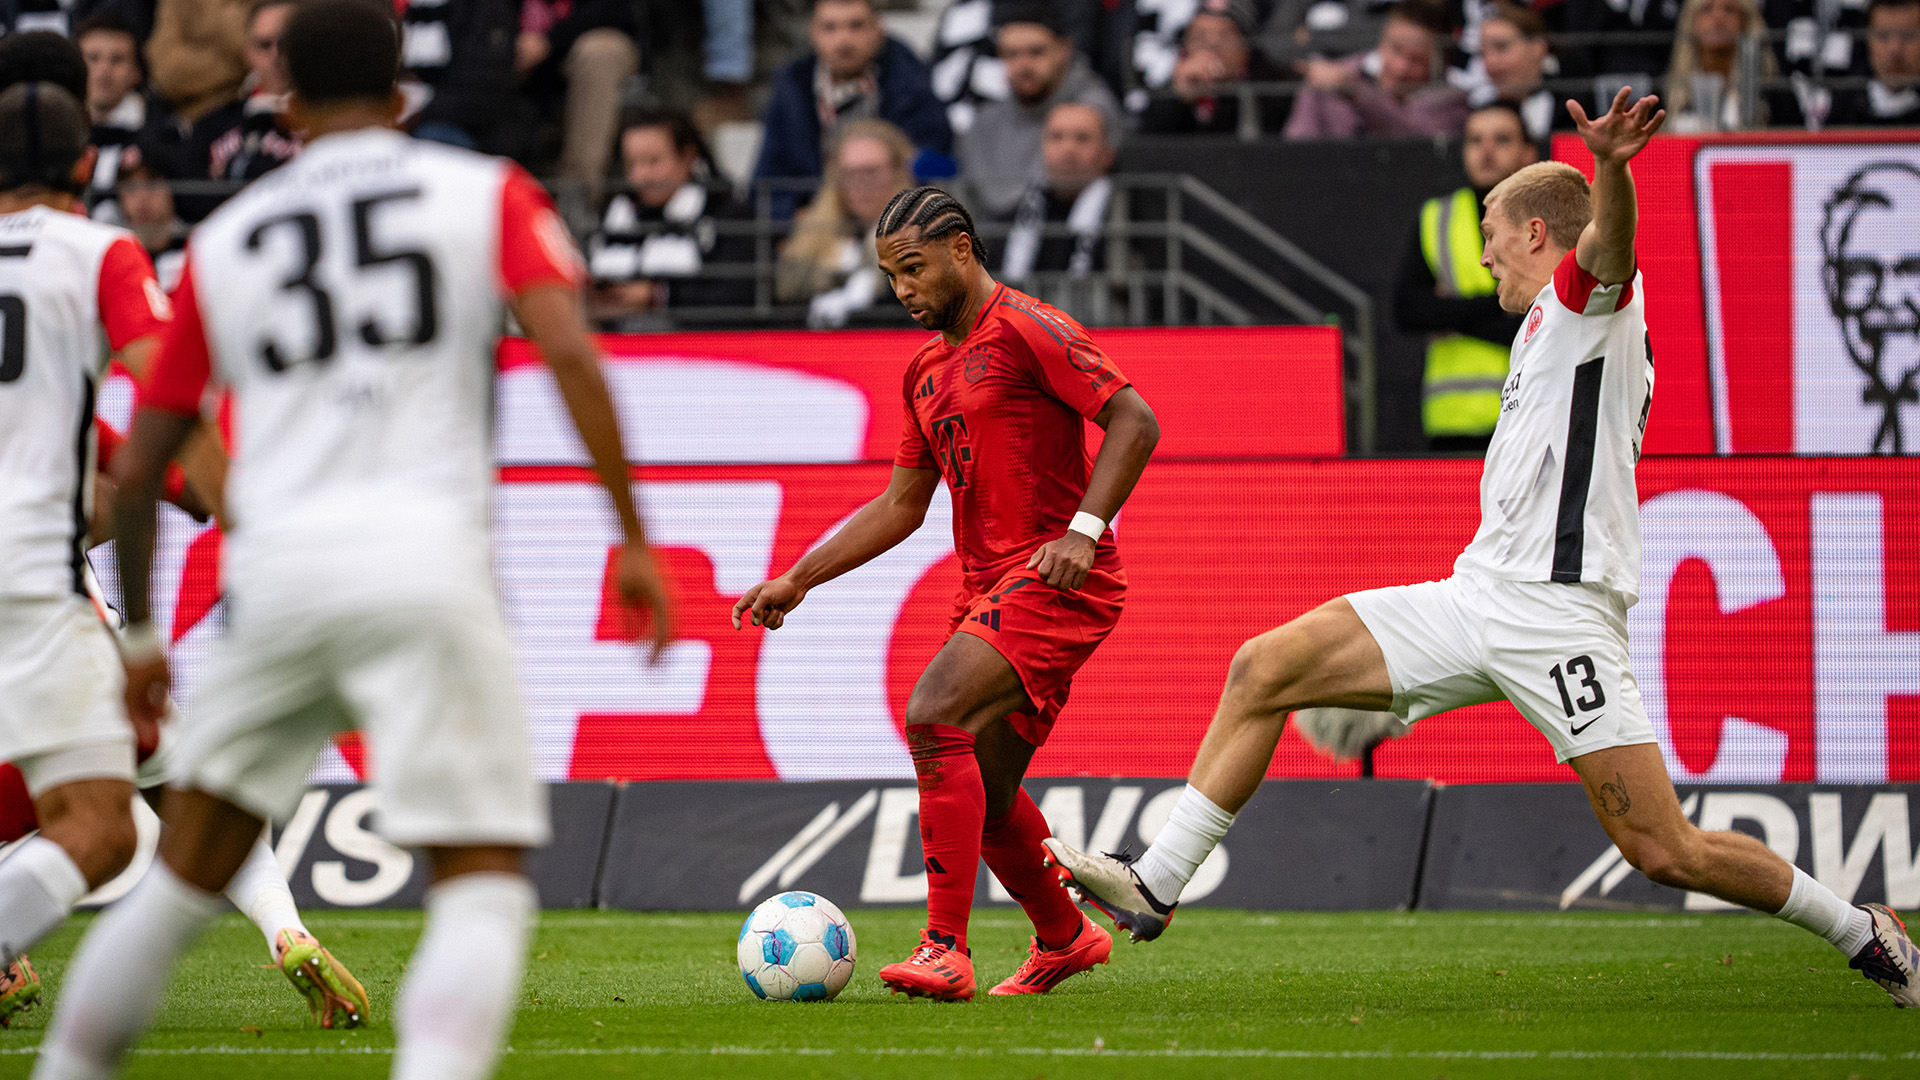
left=2, top=0, right=1915, bottom=447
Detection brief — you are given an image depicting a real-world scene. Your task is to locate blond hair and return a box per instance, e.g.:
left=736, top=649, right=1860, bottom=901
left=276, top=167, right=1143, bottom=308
left=1485, top=161, right=1591, bottom=250
left=1664, top=0, right=1776, bottom=124
left=777, top=119, right=915, bottom=301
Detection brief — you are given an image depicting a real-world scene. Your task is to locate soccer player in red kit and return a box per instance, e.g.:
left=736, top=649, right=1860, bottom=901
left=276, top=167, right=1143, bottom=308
left=732, top=187, right=1160, bottom=1001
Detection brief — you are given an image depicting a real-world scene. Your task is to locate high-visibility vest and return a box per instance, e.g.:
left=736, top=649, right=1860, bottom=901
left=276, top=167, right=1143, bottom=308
left=1418, top=187, right=1511, bottom=439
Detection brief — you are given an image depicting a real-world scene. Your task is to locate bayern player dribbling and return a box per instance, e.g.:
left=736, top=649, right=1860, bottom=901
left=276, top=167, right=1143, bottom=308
left=732, top=187, right=1160, bottom=1000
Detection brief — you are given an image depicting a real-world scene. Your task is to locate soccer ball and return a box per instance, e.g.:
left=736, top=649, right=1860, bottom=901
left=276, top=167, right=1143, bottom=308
left=736, top=891, right=857, bottom=1001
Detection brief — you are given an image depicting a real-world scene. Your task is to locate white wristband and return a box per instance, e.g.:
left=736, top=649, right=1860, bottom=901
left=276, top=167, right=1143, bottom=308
left=119, top=621, right=162, bottom=663
left=1067, top=511, right=1107, bottom=541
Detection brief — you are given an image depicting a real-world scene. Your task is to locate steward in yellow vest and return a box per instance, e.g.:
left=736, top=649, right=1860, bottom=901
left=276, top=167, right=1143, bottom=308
left=1393, top=102, right=1538, bottom=452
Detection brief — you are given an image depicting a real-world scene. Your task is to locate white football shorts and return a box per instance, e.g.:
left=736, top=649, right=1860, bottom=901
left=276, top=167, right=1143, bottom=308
left=0, top=596, right=136, bottom=795
left=174, top=583, right=550, bottom=849
left=1345, top=570, right=1657, bottom=763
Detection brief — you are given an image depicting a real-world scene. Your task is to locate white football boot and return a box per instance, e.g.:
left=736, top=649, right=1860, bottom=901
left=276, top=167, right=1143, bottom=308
left=1851, top=904, right=1920, bottom=1008
left=1042, top=838, right=1177, bottom=943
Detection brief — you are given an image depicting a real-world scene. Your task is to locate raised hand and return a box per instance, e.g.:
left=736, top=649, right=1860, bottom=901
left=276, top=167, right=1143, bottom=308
left=1567, top=86, right=1666, bottom=166
left=731, top=575, right=808, bottom=631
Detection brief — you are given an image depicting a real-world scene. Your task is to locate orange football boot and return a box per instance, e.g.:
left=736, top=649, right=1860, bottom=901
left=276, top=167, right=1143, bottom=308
left=878, top=929, right=975, bottom=1001
left=988, top=914, right=1112, bottom=995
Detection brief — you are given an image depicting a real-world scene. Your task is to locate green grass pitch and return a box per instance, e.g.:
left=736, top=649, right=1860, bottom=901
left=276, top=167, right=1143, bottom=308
left=0, top=908, right=1913, bottom=1079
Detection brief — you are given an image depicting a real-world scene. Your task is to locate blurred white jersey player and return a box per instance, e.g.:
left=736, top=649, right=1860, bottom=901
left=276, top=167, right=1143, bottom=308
left=0, top=79, right=160, bottom=1019
left=1046, top=90, right=1920, bottom=1009
left=36, top=4, right=671, bottom=1079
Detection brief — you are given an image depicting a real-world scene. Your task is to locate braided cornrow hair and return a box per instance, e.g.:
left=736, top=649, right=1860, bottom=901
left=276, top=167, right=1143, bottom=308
left=874, top=186, right=989, bottom=265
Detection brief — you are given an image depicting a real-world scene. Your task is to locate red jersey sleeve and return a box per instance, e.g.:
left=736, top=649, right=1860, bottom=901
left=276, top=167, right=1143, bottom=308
left=498, top=165, right=586, bottom=297
left=138, top=254, right=215, bottom=418
left=97, top=235, right=171, bottom=351
left=1006, top=300, right=1129, bottom=420
left=94, top=418, right=124, bottom=469
left=894, top=367, right=936, bottom=470
left=1552, top=248, right=1636, bottom=315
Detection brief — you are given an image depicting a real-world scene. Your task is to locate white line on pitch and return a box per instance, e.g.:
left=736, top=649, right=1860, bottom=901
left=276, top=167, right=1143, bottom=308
left=0, top=1047, right=1911, bottom=1061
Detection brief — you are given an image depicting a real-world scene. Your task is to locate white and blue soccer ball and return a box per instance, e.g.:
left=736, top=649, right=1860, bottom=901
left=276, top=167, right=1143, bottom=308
left=736, top=891, right=857, bottom=1002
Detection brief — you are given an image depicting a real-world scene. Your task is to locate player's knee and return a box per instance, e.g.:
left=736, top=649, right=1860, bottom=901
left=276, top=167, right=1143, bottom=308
left=1222, top=633, right=1301, bottom=717
left=903, top=685, right=965, bottom=730
left=1622, top=832, right=1702, bottom=891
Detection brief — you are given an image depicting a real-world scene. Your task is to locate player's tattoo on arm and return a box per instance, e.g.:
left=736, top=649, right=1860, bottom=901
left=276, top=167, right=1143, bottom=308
left=1593, top=772, right=1632, bottom=817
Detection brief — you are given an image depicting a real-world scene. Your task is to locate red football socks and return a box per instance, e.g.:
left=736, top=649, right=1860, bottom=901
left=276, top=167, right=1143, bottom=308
left=982, top=788, right=1085, bottom=951
left=907, top=723, right=985, bottom=950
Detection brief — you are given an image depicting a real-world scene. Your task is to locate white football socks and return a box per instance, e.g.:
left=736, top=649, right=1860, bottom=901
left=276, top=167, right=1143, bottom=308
left=33, top=863, right=223, bottom=1080
left=225, top=833, right=306, bottom=960
left=1775, top=865, right=1875, bottom=956
left=393, top=872, right=538, bottom=1080
left=0, top=836, right=89, bottom=963
left=1132, top=785, right=1236, bottom=906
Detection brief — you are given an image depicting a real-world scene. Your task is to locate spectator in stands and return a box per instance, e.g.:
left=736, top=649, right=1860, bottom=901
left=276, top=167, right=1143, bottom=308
left=77, top=14, right=167, bottom=214
left=959, top=3, right=1124, bottom=220
left=114, top=140, right=188, bottom=291
left=1467, top=4, right=1575, bottom=141
left=1000, top=101, right=1116, bottom=320
left=754, top=0, right=951, bottom=220
left=1285, top=0, right=1470, bottom=139
left=1139, top=0, right=1293, bottom=134
left=146, top=0, right=252, bottom=123
left=1664, top=0, right=1800, bottom=129
left=185, top=0, right=299, bottom=186
left=1563, top=0, right=1680, bottom=84
left=776, top=118, right=915, bottom=328
left=1262, top=0, right=1388, bottom=67
left=0, top=30, right=89, bottom=101
left=1, top=0, right=150, bottom=40
left=515, top=0, right=639, bottom=202
left=1826, top=0, right=1920, bottom=125
left=587, top=108, right=755, bottom=327
left=694, top=0, right=755, bottom=130
left=401, top=0, right=517, bottom=148
left=1392, top=100, right=1535, bottom=452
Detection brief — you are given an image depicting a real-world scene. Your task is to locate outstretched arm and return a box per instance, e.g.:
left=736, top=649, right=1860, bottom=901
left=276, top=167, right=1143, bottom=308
left=1027, top=387, right=1160, bottom=591
left=512, top=284, right=674, bottom=658
left=731, top=466, right=942, bottom=631
left=1568, top=87, right=1666, bottom=286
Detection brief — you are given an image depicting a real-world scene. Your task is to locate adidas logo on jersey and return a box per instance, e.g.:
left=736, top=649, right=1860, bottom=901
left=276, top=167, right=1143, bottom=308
left=914, top=375, right=936, bottom=400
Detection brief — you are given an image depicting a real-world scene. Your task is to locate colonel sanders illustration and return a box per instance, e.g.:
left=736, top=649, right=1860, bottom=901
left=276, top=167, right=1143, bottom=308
left=1821, top=163, right=1920, bottom=455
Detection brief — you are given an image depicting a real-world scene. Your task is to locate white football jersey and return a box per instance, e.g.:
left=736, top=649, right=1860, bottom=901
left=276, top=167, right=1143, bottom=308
left=1454, top=250, right=1654, bottom=602
left=0, top=206, right=167, bottom=601
left=144, top=129, right=583, bottom=598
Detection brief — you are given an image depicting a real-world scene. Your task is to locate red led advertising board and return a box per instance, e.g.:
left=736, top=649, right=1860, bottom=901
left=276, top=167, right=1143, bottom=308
left=98, top=329, right=1918, bottom=786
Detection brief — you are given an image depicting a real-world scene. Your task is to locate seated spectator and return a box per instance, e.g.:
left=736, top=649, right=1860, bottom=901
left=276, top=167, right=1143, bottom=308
left=185, top=0, right=298, bottom=187
left=1000, top=102, right=1115, bottom=321
left=1262, top=0, right=1390, bottom=68
left=1466, top=4, right=1574, bottom=141
left=401, top=0, right=516, bottom=149
left=1285, top=0, right=1469, bottom=139
left=1140, top=0, right=1293, bottom=134
left=1392, top=101, right=1535, bottom=451
left=587, top=108, right=755, bottom=327
left=754, top=0, right=952, bottom=219
left=1664, top=0, right=1801, bottom=129
left=77, top=14, right=170, bottom=214
left=1825, top=0, right=1920, bottom=125
left=776, top=119, right=915, bottom=328
left=113, top=140, right=188, bottom=291
left=0, top=30, right=89, bottom=101
left=146, top=0, right=252, bottom=123
left=515, top=0, right=640, bottom=201
left=959, top=3, right=1124, bottom=220
left=2, top=0, right=152, bottom=41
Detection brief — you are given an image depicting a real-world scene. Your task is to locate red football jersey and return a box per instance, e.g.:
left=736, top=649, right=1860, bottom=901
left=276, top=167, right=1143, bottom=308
left=895, top=284, right=1130, bottom=591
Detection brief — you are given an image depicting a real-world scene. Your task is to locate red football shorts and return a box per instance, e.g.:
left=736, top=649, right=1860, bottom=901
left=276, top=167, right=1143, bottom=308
left=948, top=560, right=1127, bottom=746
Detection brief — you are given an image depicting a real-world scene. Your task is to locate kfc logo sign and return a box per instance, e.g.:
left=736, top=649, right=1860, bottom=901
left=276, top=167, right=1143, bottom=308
left=1696, top=144, right=1920, bottom=455
left=1821, top=164, right=1920, bottom=454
